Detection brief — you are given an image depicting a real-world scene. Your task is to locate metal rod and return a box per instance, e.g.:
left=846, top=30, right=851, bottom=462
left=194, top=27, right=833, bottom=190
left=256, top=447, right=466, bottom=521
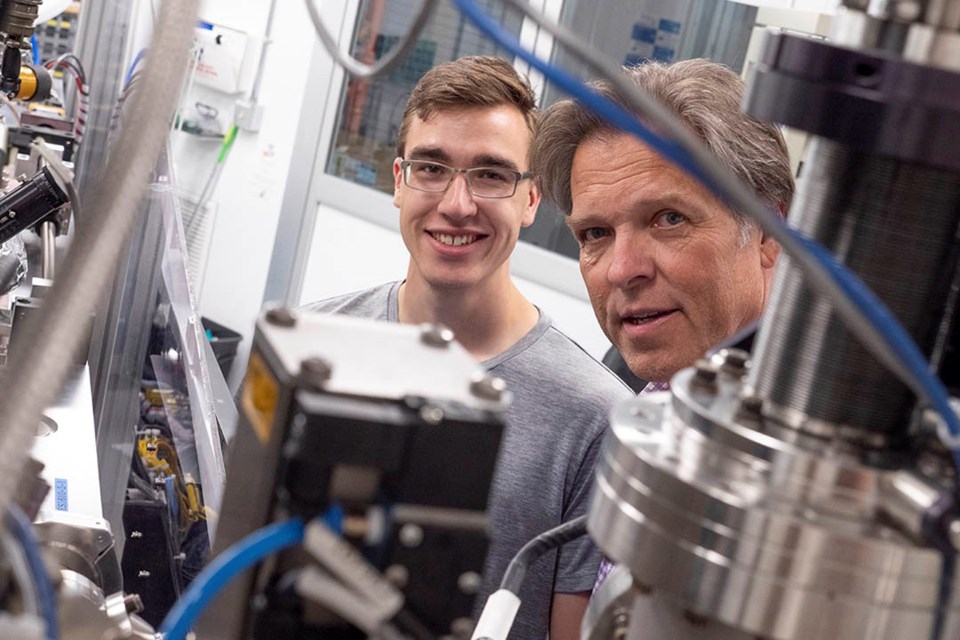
left=40, top=220, right=55, bottom=280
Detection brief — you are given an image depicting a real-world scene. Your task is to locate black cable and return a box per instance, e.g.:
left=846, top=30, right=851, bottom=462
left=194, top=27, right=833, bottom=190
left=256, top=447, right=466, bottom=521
left=500, top=515, right=588, bottom=594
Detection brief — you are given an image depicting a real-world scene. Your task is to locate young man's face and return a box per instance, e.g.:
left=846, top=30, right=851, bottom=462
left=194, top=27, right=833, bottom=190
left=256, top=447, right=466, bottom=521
left=567, top=133, right=780, bottom=383
left=393, top=105, right=540, bottom=291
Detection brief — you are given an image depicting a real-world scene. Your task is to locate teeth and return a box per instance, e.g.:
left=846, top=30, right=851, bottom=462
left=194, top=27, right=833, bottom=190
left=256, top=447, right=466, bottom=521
left=433, top=233, right=478, bottom=246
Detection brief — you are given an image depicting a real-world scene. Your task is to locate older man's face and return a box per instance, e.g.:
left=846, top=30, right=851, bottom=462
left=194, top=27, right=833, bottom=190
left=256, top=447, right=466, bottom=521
left=568, top=133, right=780, bottom=382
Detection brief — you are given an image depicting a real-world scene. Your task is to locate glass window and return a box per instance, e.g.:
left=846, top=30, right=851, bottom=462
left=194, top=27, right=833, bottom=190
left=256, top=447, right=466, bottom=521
left=325, top=0, right=525, bottom=194
left=323, top=0, right=759, bottom=261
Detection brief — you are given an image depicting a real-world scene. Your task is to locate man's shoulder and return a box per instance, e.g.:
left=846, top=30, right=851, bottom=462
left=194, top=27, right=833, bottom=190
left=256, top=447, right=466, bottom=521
left=299, top=282, right=397, bottom=320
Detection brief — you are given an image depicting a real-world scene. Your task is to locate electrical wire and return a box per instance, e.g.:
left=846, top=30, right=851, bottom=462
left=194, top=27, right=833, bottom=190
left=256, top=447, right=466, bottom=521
left=0, top=0, right=198, bottom=520
left=304, top=0, right=439, bottom=78
left=125, top=49, right=147, bottom=86
left=6, top=507, right=59, bottom=640
left=473, top=515, right=588, bottom=640
left=158, top=518, right=305, bottom=640
left=451, top=0, right=960, bottom=471
left=500, top=514, right=587, bottom=593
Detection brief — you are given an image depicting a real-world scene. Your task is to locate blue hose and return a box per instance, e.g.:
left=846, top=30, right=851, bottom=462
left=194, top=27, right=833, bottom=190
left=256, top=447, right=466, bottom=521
left=451, top=0, right=960, bottom=469
left=6, top=506, right=58, bottom=640
left=159, top=518, right=305, bottom=640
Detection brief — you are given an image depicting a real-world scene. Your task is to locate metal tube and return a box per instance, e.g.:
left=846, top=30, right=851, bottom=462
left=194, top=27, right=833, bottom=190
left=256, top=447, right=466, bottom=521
left=40, top=220, right=55, bottom=280
left=750, top=137, right=960, bottom=445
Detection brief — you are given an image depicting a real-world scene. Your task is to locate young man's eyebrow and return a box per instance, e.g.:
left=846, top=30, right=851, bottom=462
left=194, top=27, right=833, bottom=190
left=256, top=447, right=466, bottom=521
left=472, top=154, right=519, bottom=171
left=406, top=146, right=451, bottom=162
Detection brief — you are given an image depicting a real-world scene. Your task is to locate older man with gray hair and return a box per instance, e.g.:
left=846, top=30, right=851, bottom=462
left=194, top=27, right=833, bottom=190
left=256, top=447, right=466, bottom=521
left=532, top=58, right=794, bottom=390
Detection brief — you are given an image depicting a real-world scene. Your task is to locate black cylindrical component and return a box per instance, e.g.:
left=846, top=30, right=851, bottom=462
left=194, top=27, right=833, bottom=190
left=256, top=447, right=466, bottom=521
left=0, top=46, right=20, bottom=95
left=0, top=0, right=42, bottom=41
left=750, top=137, right=960, bottom=447
left=0, top=166, right=69, bottom=245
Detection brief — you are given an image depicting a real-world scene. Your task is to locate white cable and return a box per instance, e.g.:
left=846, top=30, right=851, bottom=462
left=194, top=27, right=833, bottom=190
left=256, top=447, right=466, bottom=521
left=303, top=0, right=439, bottom=78
left=472, top=589, right=521, bottom=640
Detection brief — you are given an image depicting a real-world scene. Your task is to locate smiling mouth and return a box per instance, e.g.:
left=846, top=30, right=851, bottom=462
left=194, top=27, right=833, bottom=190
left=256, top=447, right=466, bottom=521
left=625, top=310, right=676, bottom=325
left=430, top=232, right=481, bottom=247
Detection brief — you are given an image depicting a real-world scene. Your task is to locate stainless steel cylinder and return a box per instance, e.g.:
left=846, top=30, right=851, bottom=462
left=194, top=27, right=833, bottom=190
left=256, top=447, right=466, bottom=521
left=750, top=137, right=960, bottom=445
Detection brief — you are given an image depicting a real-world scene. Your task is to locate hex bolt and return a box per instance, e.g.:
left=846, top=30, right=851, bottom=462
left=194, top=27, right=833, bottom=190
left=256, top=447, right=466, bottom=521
left=420, top=323, right=455, bottom=348
left=399, top=523, right=424, bottom=548
left=741, top=395, right=764, bottom=415
left=300, top=357, right=333, bottom=389
left=470, top=373, right=507, bottom=402
left=457, top=571, right=482, bottom=595
left=713, top=348, right=750, bottom=377
left=265, top=307, right=297, bottom=327
left=692, top=359, right=718, bottom=386
left=123, top=593, right=144, bottom=614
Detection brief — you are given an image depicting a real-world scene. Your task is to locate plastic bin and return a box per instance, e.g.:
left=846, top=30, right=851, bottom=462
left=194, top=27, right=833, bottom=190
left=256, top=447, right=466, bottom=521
left=201, top=317, right=242, bottom=379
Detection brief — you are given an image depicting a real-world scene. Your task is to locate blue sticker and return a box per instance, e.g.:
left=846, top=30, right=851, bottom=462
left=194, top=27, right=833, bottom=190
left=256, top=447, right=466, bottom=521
left=632, top=24, right=657, bottom=44
left=55, top=478, right=68, bottom=511
left=624, top=54, right=650, bottom=67
left=652, top=46, right=675, bottom=62
left=658, top=19, right=682, bottom=34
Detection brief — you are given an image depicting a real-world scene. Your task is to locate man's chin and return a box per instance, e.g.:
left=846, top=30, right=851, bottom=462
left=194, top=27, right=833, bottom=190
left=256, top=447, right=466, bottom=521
left=620, top=350, right=683, bottom=386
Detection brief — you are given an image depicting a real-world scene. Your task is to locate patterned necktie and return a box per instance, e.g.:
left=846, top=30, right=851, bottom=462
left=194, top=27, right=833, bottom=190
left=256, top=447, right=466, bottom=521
left=592, top=380, right=670, bottom=593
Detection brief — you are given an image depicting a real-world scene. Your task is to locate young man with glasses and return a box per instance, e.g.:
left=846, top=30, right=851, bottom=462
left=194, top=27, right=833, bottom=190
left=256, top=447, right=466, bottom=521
left=304, top=56, right=631, bottom=639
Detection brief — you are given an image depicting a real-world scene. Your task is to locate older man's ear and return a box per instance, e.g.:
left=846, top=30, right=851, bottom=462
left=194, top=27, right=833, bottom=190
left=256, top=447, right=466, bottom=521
left=760, top=234, right=781, bottom=270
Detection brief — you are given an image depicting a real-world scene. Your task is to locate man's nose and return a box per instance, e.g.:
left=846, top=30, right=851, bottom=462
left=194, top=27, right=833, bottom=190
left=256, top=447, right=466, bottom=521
left=606, top=232, right=655, bottom=289
left=438, top=173, right=478, bottom=221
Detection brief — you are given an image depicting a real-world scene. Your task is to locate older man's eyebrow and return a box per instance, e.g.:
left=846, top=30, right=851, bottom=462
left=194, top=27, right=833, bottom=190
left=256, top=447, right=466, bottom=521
left=407, top=146, right=451, bottom=162
left=565, top=213, right=606, bottom=229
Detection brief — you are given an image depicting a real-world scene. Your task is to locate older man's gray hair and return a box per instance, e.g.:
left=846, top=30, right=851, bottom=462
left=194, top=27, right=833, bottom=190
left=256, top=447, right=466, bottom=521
left=531, top=58, right=794, bottom=228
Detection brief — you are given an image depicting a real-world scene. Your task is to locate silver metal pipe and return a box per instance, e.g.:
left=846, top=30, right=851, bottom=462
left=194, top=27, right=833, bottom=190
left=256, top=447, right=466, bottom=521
left=40, top=220, right=55, bottom=280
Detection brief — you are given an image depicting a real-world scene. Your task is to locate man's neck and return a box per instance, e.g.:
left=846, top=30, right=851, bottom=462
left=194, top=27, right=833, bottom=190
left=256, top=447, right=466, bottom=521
left=398, top=266, right=539, bottom=362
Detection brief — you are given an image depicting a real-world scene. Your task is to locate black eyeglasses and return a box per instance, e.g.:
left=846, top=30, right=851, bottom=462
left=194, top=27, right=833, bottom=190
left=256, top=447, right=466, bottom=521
left=400, top=159, right=532, bottom=199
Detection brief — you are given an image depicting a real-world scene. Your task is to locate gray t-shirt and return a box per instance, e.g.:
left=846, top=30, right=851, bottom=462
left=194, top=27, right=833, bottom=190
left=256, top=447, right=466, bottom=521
left=303, top=281, right=632, bottom=639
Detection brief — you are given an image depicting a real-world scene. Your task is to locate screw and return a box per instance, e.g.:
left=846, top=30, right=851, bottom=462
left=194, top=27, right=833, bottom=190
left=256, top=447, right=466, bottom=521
left=457, top=571, right=482, bottom=595
left=450, top=617, right=474, bottom=637
left=470, top=373, right=507, bottom=402
left=123, top=593, right=144, bottom=614
left=612, top=608, right=630, bottom=640
left=399, top=523, right=424, bottom=548
left=265, top=307, right=297, bottom=327
left=385, top=564, right=409, bottom=588
left=420, top=405, right=444, bottom=425
left=300, top=357, right=333, bottom=389
left=420, top=323, right=455, bottom=347
left=950, top=519, right=960, bottom=551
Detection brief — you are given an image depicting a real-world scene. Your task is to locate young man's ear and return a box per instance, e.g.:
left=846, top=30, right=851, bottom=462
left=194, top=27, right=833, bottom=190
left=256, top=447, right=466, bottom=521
left=393, top=158, right=403, bottom=208
left=521, top=180, right=541, bottom=228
